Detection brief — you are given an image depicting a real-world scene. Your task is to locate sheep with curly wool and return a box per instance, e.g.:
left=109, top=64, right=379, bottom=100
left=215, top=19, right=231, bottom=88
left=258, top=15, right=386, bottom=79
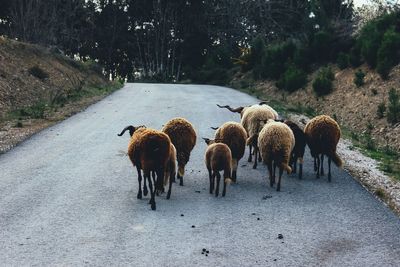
left=257, top=120, right=295, bottom=191
left=284, top=120, right=307, bottom=179
left=211, top=122, right=247, bottom=182
left=163, top=143, right=177, bottom=199
left=304, top=115, right=343, bottom=182
left=217, top=103, right=278, bottom=169
left=118, top=125, right=171, bottom=210
left=203, top=139, right=232, bottom=197
left=162, top=118, right=196, bottom=186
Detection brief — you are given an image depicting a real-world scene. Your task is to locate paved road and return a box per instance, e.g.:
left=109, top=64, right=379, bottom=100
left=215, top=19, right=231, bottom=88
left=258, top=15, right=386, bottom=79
left=0, top=83, right=399, bottom=266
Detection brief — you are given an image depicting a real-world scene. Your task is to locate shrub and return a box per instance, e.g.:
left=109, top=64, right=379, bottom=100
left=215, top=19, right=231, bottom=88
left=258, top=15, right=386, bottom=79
left=349, top=45, right=362, bottom=67
left=337, top=52, right=349, bottom=69
left=28, top=65, right=49, bottom=80
left=377, top=102, right=386, bottom=118
left=311, top=31, right=333, bottom=62
left=387, top=88, right=400, bottom=124
left=354, top=69, right=365, bottom=87
left=261, top=41, right=296, bottom=79
left=276, top=65, right=307, bottom=92
left=293, top=46, right=311, bottom=71
left=249, top=36, right=265, bottom=69
left=312, top=66, right=334, bottom=96
left=376, top=28, right=400, bottom=79
left=371, top=88, right=378, bottom=95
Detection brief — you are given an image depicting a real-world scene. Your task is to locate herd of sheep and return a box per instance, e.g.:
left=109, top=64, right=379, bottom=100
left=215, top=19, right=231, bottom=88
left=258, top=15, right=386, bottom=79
left=118, top=102, right=343, bottom=210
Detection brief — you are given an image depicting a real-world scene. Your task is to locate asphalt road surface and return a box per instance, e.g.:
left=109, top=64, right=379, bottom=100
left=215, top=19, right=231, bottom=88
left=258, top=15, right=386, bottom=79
left=1, top=83, right=399, bottom=266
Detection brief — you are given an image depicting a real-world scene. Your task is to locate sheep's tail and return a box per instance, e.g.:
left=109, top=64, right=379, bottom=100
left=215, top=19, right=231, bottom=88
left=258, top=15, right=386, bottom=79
left=282, top=163, right=292, bottom=174
left=224, top=166, right=232, bottom=184
left=331, top=152, right=343, bottom=168
left=178, top=165, right=185, bottom=177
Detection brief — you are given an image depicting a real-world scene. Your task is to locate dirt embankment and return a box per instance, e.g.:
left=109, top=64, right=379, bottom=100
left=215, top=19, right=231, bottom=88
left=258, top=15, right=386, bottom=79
left=0, top=37, right=118, bottom=153
left=237, top=65, right=400, bottom=152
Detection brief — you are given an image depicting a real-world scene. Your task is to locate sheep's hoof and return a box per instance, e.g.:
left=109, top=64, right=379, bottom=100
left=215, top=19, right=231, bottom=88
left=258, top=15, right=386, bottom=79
left=222, top=192, right=226, bottom=197
left=277, top=187, right=280, bottom=192
left=151, top=203, right=156, bottom=210
left=298, top=173, right=302, bottom=180
left=328, top=174, right=332, bottom=182
left=248, top=157, right=252, bottom=162
left=252, top=164, right=257, bottom=169
left=166, top=192, right=171, bottom=199
left=143, top=187, right=148, bottom=196
left=137, top=192, right=142, bottom=199
left=179, top=177, right=184, bottom=186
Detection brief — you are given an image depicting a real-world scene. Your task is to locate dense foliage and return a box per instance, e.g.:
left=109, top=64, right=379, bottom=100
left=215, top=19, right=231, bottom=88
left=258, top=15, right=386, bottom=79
left=0, top=0, right=399, bottom=85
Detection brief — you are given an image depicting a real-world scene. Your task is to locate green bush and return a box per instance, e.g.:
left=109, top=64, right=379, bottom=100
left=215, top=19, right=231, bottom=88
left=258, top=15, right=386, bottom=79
left=337, top=52, right=349, bottom=69
left=293, top=46, right=311, bottom=71
left=311, top=31, right=333, bottom=62
left=312, top=66, right=334, bottom=96
left=261, top=41, right=296, bottom=79
left=28, top=65, right=49, bottom=80
left=356, top=12, right=400, bottom=69
left=276, top=65, right=307, bottom=92
left=377, top=102, right=386, bottom=118
left=354, top=69, right=365, bottom=87
left=249, top=36, right=265, bottom=69
left=376, top=28, right=400, bottom=79
left=349, top=45, right=362, bottom=67
left=387, top=88, right=400, bottom=124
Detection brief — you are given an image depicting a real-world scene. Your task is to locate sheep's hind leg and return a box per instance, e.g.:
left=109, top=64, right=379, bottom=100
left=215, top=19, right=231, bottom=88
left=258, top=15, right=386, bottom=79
left=136, top=166, right=143, bottom=199
left=314, top=157, right=317, bottom=172
left=167, top=171, right=173, bottom=199
left=253, top=147, right=258, bottom=169
left=268, top=162, right=274, bottom=188
left=258, top=150, right=262, bottom=162
left=143, top=171, right=148, bottom=196
left=277, top=167, right=283, bottom=192
left=299, top=159, right=303, bottom=180
left=320, top=155, right=325, bottom=176
left=208, top=169, right=213, bottom=194
left=293, top=157, right=297, bottom=174
left=147, top=174, right=156, bottom=210
left=215, top=172, right=221, bottom=197
left=316, top=156, right=320, bottom=179
left=248, top=145, right=253, bottom=162
left=328, top=157, right=332, bottom=182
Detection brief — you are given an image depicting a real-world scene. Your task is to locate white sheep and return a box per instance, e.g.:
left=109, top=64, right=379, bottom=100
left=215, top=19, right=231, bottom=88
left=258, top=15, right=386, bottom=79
left=256, top=120, right=295, bottom=191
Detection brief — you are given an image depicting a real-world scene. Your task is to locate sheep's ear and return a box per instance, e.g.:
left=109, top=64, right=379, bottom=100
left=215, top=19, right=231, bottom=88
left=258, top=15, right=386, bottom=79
left=274, top=119, right=284, bottom=123
left=216, top=104, right=244, bottom=114
left=118, top=125, right=135, bottom=137
left=202, top=137, right=211, bottom=145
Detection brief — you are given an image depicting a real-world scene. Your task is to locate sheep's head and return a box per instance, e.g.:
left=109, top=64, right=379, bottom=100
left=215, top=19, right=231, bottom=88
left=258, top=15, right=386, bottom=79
left=216, top=104, right=246, bottom=118
left=246, top=134, right=258, bottom=147
left=202, top=137, right=215, bottom=145
left=118, top=125, right=146, bottom=137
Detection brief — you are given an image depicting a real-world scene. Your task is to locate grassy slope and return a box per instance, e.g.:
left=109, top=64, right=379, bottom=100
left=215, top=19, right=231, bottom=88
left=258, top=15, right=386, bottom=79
left=0, top=37, right=123, bottom=153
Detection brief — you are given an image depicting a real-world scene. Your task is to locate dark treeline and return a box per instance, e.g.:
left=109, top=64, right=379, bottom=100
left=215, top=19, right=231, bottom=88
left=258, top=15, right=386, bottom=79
left=0, top=0, right=393, bottom=82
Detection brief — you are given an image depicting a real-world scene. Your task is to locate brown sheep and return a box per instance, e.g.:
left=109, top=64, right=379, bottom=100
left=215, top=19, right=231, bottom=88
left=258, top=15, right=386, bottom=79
left=217, top=103, right=278, bottom=169
left=163, top=143, right=177, bottom=199
left=256, top=120, right=295, bottom=191
left=284, top=120, right=307, bottom=179
left=203, top=139, right=232, bottom=197
left=118, top=125, right=171, bottom=210
left=304, top=115, right=343, bottom=182
left=211, top=122, right=247, bottom=182
left=162, top=118, right=196, bottom=186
